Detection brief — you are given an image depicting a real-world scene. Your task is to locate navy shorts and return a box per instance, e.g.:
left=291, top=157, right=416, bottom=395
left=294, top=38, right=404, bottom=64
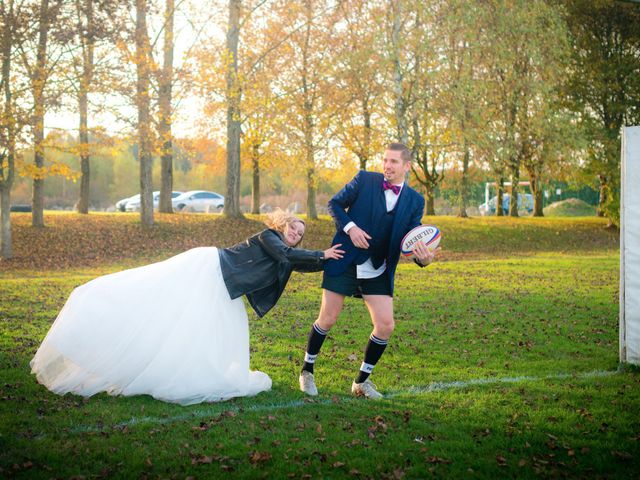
left=322, top=264, right=392, bottom=297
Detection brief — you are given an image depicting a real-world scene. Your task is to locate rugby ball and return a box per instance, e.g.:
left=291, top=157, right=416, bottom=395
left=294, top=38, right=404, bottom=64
left=401, top=225, right=441, bottom=257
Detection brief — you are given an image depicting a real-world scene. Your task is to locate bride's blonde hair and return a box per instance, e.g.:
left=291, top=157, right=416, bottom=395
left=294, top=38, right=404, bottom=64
left=264, top=209, right=305, bottom=239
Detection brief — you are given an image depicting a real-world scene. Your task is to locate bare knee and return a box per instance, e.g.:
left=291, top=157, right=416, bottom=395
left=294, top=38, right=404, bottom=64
left=373, top=317, right=395, bottom=339
left=316, top=290, right=344, bottom=330
left=317, top=305, right=340, bottom=330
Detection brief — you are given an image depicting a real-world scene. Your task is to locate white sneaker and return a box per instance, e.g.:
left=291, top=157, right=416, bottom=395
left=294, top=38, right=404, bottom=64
left=351, top=379, right=383, bottom=399
left=299, top=370, right=318, bottom=396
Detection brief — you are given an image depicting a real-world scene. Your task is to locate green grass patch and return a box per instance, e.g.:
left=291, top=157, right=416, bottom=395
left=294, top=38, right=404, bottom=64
left=544, top=199, right=597, bottom=217
left=1, top=216, right=635, bottom=478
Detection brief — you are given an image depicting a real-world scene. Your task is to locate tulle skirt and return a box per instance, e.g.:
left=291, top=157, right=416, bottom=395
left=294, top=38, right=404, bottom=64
left=30, top=247, right=272, bottom=405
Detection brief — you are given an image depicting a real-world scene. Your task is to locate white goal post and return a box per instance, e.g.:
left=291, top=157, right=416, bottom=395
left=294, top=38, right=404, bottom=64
left=620, top=126, right=640, bottom=365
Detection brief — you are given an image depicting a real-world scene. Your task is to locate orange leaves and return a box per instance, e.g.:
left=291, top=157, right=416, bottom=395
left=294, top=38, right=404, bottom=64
left=179, top=136, right=226, bottom=176
left=18, top=162, right=80, bottom=182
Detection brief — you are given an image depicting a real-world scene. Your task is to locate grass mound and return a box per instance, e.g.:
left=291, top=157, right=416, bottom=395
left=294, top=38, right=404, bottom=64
left=543, top=198, right=596, bottom=217
left=1, top=213, right=619, bottom=271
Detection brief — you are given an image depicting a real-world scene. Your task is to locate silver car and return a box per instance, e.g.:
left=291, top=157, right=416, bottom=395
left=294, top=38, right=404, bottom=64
left=125, top=191, right=184, bottom=212
left=172, top=190, right=225, bottom=213
left=115, top=194, right=137, bottom=212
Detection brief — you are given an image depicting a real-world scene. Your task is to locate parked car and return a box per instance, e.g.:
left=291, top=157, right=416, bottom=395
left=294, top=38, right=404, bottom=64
left=115, top=194, right=137, bottom=212
left=172, top=190, right=224, bottom=213
left=123, top=191, right=184, bottom=212
left=10, top=204, right=32, bottom=212
left=479, top=193, right=533, bottom=216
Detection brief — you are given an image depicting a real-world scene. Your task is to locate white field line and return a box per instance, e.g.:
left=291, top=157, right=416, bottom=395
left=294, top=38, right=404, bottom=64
left=398, top=369, right=618, bottom=395
left=64, top=369, right=619, bottom=435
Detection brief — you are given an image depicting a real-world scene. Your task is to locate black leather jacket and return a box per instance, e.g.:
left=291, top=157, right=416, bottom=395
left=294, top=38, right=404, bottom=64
left=219, top=229, right=324, bottom=317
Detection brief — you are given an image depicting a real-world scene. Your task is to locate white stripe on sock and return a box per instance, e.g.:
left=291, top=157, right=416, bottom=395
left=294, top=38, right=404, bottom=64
left=360, top=362, right=375, bottom=373
left=370, top=335, right=388, bottom=345
left=313, top=323, right=329, bottom=336
left=304, top=353, right=318, bottom=363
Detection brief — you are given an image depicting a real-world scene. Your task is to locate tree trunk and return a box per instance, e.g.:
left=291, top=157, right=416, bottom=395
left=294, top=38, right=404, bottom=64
left=362, top=97, right=371, bottom=170
left=223, top=0, right=243, bottom=218
left=158, top=0, right=174, bottom=213
left=458, top=142, right=469, bottom=218
left=390, top=0, right=407, bottom=144
left=304, top=102, right=317, bottom=219
left=530, top=175, right=544, bottom=217
left=77, top=89, right=90, bottom=213
left=304, top=106, right=317, bottom=219
left=357, top=154, right=366, bottom=171
left=496, top=178, right=504, bottom=216
left=31, top=0, right=49, bottom=227
left=301, top=3, right=316, bottom=220
left=509, top=166, right=519, bottom=217
left=425, top=190, right=435, bottom=216
left=303, top=108, right=317, bottom=218
left=251, top=146, right=260, bottom=214
left=76, top=0, right=93, bottom=214
left=596, top=174, right=607, bottom=217
left=1, top=0, right=15, bottom=258
left=136, top=0, right=153, bottom=227
left=0, top=187, right=10, bottom=258
left=32, top=122, right=45, bottom=227
left=306, top=166, right=317, bottom=219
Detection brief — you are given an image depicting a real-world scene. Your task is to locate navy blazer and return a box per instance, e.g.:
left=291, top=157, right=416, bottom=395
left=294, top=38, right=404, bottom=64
left=324, top=170, right=425, bottom=295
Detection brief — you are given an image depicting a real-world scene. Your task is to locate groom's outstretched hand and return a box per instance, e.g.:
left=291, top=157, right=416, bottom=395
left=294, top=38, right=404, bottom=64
left=324, top=244, right=345, bottom=260
left=347, top=225, right=372, bottom=249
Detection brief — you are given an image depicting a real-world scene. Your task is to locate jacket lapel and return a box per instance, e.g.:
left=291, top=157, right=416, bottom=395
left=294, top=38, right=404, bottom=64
left=372, top=176, right=387, bottom=224
left=378, top=177, right=387, bottom=212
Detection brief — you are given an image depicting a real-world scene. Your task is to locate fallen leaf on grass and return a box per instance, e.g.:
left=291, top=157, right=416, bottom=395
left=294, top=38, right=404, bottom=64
left=191, top=455, right=213, bottom=465
left=612, top=450, right=633, bottom=461
left=249, top=451, right=272, bottom=465
left=391, top=468, right=405, bottom=479
left=427, top=456, right=452, bottom=464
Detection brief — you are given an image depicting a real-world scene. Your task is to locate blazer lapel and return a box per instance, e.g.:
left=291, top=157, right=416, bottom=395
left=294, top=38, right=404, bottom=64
left=378, top=178, right=387, bottom=212
left=372, top=176, right=387, bottom=224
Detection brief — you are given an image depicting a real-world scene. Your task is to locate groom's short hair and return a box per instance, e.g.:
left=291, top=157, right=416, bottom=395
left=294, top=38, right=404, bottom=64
left=386, top=142, right=412, bottom=163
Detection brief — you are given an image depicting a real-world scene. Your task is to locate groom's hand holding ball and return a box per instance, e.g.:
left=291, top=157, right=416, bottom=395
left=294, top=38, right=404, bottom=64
left=412, top=241, right=438, bottom=266
left=401, top=224, right=441, bottom=266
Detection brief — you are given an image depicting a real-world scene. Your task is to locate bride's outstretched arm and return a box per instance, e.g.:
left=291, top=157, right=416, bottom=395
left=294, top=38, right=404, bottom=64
left=257, top=230, right=324, bottom=265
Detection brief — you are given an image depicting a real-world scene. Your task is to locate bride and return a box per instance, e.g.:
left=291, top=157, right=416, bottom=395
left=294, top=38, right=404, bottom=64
left=30, top=210, right=344, bottom=405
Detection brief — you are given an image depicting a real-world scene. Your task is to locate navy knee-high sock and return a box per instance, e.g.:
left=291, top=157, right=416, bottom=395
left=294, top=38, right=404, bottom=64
left=355, top=334, right=388, bottom=383
left=301, top=323, right=328, bottom=374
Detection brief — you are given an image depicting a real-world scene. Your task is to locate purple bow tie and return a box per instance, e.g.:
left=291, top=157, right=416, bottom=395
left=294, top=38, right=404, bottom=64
left=382, top=180, right=401, bottom=195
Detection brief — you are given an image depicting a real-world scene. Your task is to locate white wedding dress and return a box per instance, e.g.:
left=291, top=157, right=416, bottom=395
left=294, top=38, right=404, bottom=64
left=30, top=247, right=272, bottom=405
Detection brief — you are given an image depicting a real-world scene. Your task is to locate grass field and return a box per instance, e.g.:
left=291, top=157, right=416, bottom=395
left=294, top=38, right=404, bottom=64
left=1, top=213, right=638, bottom=479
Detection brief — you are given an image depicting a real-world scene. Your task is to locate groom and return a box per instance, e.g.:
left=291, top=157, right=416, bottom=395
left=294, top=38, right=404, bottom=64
left=299, top=142, right=436, bottom=399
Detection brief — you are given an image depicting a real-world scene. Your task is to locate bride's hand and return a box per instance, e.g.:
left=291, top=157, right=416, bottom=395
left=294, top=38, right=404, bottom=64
left=323, top=244, right=345, bottom=260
